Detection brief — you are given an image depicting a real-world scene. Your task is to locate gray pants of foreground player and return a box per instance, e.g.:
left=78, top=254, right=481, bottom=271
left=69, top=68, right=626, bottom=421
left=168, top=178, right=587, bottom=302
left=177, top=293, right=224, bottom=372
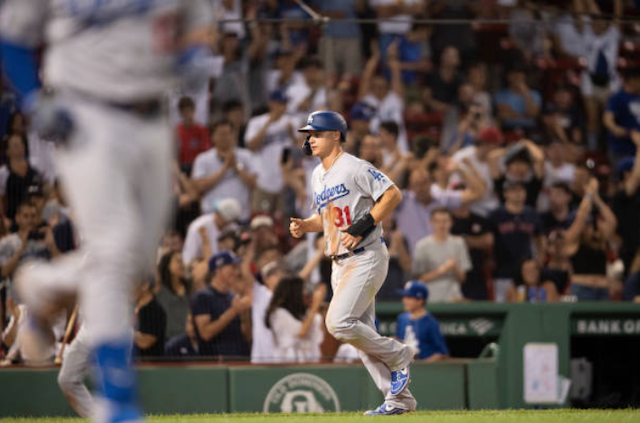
left=326, top=244, right=416, bottom=410
left=58, top=327, right=94, bottom=418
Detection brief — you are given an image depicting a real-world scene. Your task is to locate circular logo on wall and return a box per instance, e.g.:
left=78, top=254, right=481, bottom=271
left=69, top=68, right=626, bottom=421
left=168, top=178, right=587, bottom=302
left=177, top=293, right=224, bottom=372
left=263, top=372, right=341, bottom=413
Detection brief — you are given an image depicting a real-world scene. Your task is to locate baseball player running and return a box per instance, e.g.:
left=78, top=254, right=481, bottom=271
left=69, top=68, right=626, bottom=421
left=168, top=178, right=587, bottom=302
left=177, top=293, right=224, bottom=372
left=0, top=1, right=211, bottom=422
left=290, top=111, right=416, bottom=415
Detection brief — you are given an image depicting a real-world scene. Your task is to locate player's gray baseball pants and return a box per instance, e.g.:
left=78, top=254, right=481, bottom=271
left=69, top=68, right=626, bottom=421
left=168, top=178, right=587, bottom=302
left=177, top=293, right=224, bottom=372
left=58, top=327, right=94, bottom=418
left=325, top=241, right=416, bottom=409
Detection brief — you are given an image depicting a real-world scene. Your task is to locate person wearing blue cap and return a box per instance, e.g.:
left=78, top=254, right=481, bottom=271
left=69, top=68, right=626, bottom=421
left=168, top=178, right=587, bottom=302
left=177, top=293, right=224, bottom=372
left=190, top=250, right=252, bottom=359
left=395, top=281, right=449, bottom=362
left=244, top=89, right=298, bottom=214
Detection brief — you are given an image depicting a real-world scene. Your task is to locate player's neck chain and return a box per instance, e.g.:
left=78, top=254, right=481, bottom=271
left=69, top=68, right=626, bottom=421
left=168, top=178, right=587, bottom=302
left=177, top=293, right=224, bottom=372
left=323, top=150, right=344, bottom=176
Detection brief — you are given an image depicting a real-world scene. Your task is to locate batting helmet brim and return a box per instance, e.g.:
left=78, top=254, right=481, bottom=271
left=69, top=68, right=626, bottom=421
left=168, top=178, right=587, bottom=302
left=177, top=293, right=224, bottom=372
left=298, top=124, right=334, bottom=132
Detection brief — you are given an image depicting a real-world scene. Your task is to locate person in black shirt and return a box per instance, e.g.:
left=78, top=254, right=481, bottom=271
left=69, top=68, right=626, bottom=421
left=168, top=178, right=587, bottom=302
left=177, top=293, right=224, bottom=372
left=191, top=250, right=252, bottom=360
left=612, top=131, right=640, bottom=277
left=541, top=182, right=575, bottom=235
left=424, top=46, right=464, bottom=112
left=542, top=85, right=585, bottom=146
left=491, top=140, right=544, bottom=209
left=134, top=278, right=167, bottom=359
left=451, top=203, right=493, bottom=300
left=488, top=180, right=545, bottom=302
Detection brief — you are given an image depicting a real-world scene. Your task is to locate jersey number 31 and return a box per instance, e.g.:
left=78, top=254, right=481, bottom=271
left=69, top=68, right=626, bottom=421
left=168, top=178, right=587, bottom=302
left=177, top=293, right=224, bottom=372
left=332, top=206, right=352, bottom=227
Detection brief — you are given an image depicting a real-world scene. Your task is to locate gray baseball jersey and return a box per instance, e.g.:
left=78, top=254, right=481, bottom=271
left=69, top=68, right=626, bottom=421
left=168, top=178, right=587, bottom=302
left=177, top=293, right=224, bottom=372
left=311, top=153, right=394, bottom=256
left=0, top=0, right=211, bottom=102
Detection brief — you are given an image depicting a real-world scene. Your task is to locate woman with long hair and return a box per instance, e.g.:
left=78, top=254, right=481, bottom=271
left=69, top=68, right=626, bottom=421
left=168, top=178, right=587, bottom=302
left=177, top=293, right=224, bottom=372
left=265, top=276, right=326, bottom=363
left=156, top=250, right=192, bottom=340
left=507, top=258, right=559, bottom=302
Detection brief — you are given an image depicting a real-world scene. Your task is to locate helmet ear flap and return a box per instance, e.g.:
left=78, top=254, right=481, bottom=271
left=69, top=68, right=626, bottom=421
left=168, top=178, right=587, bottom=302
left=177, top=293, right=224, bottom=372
left=302, top=135, right=312, bottom=156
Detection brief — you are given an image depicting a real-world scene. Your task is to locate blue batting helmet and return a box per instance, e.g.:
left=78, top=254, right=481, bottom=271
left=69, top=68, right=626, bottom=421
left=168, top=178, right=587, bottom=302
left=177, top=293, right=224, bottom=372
left=298, top=111, right=348, bottom=141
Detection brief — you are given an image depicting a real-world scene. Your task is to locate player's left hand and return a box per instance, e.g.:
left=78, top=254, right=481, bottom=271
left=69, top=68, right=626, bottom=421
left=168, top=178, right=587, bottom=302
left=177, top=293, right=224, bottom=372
left=339, top=228, right=363, bottom=250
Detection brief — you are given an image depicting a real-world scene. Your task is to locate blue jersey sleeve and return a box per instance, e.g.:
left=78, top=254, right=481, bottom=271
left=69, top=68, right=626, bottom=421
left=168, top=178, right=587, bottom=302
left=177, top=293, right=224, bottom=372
left=430, top=319, right=450, bottom=356
left=396, top=313, right=409, bottom=340
left=0, top=41, right=40, bottom=105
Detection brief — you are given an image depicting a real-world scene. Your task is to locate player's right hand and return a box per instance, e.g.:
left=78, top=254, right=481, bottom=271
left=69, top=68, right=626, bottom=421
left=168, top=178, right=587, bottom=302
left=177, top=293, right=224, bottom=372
left=289, top=217, right=306, bottom=238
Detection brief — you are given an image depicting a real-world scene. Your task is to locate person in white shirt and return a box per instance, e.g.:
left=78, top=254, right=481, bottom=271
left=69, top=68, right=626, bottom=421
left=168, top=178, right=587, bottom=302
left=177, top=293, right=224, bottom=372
left=182, top=198, right=241, bottom=267
left=286, top=57, right=327, bottom=119
left=358, top=40, right=408, bottom=151
left=192, top=119, right=257, bottom=220
left=251, top=261, right=284, bottom=363
left=244, top=90, right=300, bottom=213
left=265, top=275, right=326, bottom=363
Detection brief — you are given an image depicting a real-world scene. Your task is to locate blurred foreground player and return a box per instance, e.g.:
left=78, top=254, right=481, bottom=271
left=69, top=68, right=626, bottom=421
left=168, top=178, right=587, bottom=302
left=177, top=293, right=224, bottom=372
left=0, top=1, right=212, bottom=422
left=290, top=111, right=416, bottom=415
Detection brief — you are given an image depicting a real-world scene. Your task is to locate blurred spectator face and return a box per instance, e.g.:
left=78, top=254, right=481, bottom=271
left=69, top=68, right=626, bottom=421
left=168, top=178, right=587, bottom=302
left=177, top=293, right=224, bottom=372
left=216, top=263, right=241, bottom=288
left=218, top=235, right=237, bottom=252
left=221, top=33, right=239, bottom=56
left=275, top=52, right=293, bottom=71
left=169, top=252, right=186, bottom=279
left=262, top=261, right=284, bottom=291
left=224, top=104, right=244, bottom=129
left=504, top=185, right=526, bottom=206
left=179, top=104, right=195, bottom=125
left=15, top=203, right=36, bottom=232
left=430, top=210, right=452, bottom=238
left=626, top=75, right=640, bottom=93
left=402, top=296, right=424, bottom=313
left=468, top=64, right=487, bottom=89
left=507, top=70, right=526, bottom=90
left=441, top=46, right=460, bottom=68
left=553, top=88, right=572, bottom=109
left=6, top=134, right=26, bottom=160
left=302, top=63, right=323, bottom=86
left=371, top=75, right=389, bottom=99
left=506, top=159, right=531, bottom=180
left=409, top=169, right=432, bottom=203
left=9, top=112, right=26, bottom=136
left=212, top=123, right=234, bottom=150
left=458, top=84, right=476, bottom=107
left=359, top=135, right=382, bottom=164
left=268, top=99, right=287, bottom=116
left=521, top=260, right=540, bottom=286
left=549, top=185, right=571, bottom=210
left=350, top=120, right=369, bottom=135
left=162, top=231, right=183, bottom=253
left=546, top=142, right=565, bottom=165
left=256, top=246, right=282, bottom=271
left=379, top=127, right=397, bottom=149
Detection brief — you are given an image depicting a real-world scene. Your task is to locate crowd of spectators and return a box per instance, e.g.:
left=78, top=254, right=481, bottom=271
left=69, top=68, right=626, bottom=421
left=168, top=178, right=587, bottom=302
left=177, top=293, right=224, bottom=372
left=2, top=0, right=640, bottom=364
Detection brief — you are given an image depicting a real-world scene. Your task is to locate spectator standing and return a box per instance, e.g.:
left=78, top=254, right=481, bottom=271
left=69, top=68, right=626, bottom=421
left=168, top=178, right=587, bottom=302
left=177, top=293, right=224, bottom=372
left=488, top=181, right=545, bottom=302
left=286, top=57, right=327, bottom=118
left=537, top=140, right=575, bottom=212
left=603, top=70, right=640, bottom=163
left=245, top=90, right=299, bottom=214
left=191, top=250, right=252, bottom=359
left=495, top=65, right=542, bottom=131
left=451, top=202, right=493, bottom=301
left=491, top=141, right=545, bottom=208
left=424, top=46, right=464, bottom=112
left=451, top=127, right=504, bottom=217
left=564, top=179, right=617, bottom=301
left=134, top=279, right=166, bottom=360
left=612, top=132, right=640, bottom=276
left=395, top=281, right=449, bottom=361
left=346, top=102, right=376, bottom=155
left=378, top=215, right=412, bottom=301
left=265, top=276, right=326, bottom=363
left=396, top=163, right=485, bottom=255
left=314, top=0, right=363, bottom=79
left=542, top=86, right=585, bottom=146
left=412, top=208, right=471, bottom=302
left=175, top=97, right=210, bottom=173
left=0, top=134, right=45, bottom=222
left=251, top=261, right=284, bottom=363
left=182, top=198, right=241, bottom=267
left=156, top=251, right=192, bottom=341
left=541, top=182, right=575, bottom=235
left=192, top=120, right=257, bottom=219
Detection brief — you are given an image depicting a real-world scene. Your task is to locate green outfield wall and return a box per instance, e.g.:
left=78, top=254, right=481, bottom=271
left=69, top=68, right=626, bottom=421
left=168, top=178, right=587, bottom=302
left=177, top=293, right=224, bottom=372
left=0, top=302, right=637, bottom=417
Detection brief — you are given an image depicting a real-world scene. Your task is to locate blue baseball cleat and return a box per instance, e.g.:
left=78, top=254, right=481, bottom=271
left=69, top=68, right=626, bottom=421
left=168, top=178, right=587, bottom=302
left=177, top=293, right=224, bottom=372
left=364, top=402, right=410, bottom=416
left=390, top=365, right=411, bottom=395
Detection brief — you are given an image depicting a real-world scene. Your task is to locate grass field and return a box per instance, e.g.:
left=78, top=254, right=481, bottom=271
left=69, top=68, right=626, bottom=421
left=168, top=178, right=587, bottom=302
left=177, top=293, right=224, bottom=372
left=0, top=410, right=639, bottom=423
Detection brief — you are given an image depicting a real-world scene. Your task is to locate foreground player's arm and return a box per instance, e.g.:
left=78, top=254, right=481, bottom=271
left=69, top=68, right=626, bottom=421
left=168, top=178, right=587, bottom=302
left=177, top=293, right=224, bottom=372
left=289, top=213, right=323, bottom=238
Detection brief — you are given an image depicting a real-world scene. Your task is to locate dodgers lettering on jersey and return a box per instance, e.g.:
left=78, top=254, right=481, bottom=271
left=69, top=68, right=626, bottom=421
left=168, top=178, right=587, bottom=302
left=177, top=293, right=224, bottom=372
left=311, top=153, right=394, bottom=256
left=0, top=0, right=212, bottom=102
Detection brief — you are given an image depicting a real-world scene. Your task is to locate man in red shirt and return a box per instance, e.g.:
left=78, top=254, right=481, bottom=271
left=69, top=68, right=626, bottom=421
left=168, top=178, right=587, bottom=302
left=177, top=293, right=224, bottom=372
left=176, top=97, right=210, bottom=173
